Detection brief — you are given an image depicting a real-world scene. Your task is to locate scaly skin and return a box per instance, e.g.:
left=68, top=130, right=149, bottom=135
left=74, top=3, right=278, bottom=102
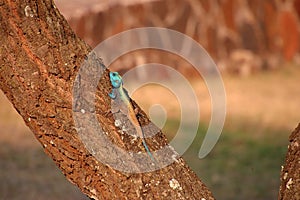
left=109, top=71, right=154, bottom=161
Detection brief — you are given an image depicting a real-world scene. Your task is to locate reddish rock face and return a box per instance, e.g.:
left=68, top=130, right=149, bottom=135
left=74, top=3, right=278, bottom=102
left=221, top=0, right=236, bottom=31
left=239, top=22, right=260, bottom=52
left=294, top=0, right=300, bottom=18
left=262, top=1, right=279, bottom=52
left=54, top=0, right=300, bottom=74
left=278, top=10, right=299, bottom=61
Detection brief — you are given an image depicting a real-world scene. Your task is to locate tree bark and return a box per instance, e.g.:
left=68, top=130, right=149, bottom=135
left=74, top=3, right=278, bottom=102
left=278, top=123, right=300, bottom=200
left=0, top=0, right=215, bottom=199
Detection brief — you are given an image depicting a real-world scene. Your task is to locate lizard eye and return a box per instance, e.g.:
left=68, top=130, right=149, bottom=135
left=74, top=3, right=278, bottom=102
left=112, top=72, right=118, bottom=76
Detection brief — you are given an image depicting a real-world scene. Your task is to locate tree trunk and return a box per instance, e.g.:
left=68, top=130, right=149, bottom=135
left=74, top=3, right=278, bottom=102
left=0, top=0, right=214, bottom=199
left=279, top=124, right=300, bottom=200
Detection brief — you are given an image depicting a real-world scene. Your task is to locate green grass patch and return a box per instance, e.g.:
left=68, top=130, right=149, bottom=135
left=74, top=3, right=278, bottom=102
left=164, top=118, right=288, bottom=200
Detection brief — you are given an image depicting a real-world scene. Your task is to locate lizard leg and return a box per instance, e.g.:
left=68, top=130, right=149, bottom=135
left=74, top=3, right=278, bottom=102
left=103, top=109, right=113, bottom=117
left=109, top=89, right=117, bottom=99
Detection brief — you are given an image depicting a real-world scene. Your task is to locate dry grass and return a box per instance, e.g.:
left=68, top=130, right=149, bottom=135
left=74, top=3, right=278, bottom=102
left=223, top=65, right=300, bottom=132
left=133, top=63, right=300, bottom=134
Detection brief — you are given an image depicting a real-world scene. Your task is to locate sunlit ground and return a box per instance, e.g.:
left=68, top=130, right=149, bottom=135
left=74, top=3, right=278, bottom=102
left=134, top=63, right=298, bottom=200
left=0, top=63, right=299, bottom=199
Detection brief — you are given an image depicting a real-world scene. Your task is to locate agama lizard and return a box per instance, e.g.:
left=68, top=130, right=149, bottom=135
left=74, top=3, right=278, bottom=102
left=108, top=71, right=154, bottom=161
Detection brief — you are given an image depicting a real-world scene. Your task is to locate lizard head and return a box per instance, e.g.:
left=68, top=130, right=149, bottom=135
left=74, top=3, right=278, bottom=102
left=109, top=71, right=123, bottom=88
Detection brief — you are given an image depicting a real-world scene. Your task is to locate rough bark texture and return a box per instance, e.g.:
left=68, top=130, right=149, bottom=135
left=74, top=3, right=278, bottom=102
left=279, top=124, right=300, bottom=200
left=0, top=0, right=214, bottom=199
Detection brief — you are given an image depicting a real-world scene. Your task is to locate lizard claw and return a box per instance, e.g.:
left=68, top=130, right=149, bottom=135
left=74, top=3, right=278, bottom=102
left=103, top=109, right=113, bottom=117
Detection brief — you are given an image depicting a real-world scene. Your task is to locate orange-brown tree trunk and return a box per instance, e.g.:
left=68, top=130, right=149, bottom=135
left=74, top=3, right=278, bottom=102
left=278, top=124, right=300, bottom=200
left=0, top=0, right=215, bottom=199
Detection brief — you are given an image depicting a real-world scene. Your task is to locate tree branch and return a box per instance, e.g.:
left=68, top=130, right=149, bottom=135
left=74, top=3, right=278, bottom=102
left=0, top=0, right=214, bottom=199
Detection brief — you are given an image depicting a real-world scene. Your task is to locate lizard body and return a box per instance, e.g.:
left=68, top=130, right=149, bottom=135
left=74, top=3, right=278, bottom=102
left=109, top=71, right=154, bottom=161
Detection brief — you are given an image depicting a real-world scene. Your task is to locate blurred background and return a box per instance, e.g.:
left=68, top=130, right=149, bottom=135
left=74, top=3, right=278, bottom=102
left=1, top=0, right=300, bottom=199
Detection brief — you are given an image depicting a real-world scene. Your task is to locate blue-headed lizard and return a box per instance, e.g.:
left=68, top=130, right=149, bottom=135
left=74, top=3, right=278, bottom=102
left=108, top=71, right=154, bottom=161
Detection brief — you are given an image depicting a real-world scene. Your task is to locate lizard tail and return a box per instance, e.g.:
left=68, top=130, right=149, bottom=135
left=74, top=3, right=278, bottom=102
left=142, top=140, right=155, bottom=162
